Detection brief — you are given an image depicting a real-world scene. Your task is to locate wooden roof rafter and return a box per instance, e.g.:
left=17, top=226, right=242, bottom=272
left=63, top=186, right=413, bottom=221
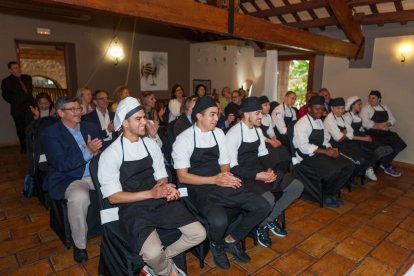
left=34, top=0, right=361, bottom=58
left=326, top=0, right=364, bottom=45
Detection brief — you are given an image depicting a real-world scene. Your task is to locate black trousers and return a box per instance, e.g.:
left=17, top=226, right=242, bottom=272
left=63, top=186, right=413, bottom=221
left=367, top=130, right=407, bottom=168
left=301, top=154, right=355, bottom=196
left=198, top=191, right=271, bottom=243
left=12, top=112, right=30, bottom=152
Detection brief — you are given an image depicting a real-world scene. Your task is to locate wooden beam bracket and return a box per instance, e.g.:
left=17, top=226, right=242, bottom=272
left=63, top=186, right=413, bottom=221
left=228, top=0, right=234, bottom=35
left=354, top=36, right=365, bottom=60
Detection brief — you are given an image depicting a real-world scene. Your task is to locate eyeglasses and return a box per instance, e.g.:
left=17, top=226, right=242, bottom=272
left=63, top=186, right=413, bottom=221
left=62, top=107, right=83, bottom=113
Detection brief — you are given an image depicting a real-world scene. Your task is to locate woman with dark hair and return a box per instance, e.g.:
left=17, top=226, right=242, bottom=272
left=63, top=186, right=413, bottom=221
left=30, top=92, right=55, bottom=119
left=360, top=90, right=407, bottom=177
left=194, top=84, right=206, bottom=98
left=168, top=84, right=185, bottom=123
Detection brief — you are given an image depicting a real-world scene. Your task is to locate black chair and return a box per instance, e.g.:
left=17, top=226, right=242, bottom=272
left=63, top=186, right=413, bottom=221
left=26, top=117, right=57, bottom=208
left=286, top=121, right=325, bottom=207
left=89, top=154, right=187, bottom=275
left=49, top=190, right=101, bottom=248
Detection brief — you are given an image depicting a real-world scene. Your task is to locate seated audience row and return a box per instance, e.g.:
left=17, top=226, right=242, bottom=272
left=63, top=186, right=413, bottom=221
left=37, top=83, right=406, bottom=275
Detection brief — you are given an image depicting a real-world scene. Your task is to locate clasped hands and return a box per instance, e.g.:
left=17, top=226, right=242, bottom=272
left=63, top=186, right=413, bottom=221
left=214, top=172, right=242, bottom=189
left=256, top=168, right=277, bottom=183
left=151, top=182, right=180, bottom=201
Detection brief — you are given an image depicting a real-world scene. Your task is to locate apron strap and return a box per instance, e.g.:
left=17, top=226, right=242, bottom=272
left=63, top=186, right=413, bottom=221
left=120, top=134, right=151, bottom=162
left=306, top=114, right=314, bottom=130
left=120, top=135, right=125, bottom=162
left=193, top=124, right=218, bottom=148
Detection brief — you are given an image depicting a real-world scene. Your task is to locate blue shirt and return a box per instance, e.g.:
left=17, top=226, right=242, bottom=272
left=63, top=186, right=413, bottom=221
left=64, top=123, right=93, bottom=177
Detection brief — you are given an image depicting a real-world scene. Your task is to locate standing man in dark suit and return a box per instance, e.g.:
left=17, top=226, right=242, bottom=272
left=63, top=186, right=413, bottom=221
left=42, top=96, right=102, bottom=264
left=82, top=89, right=115, bottom=149
left=1, top=61, right=35, bottom=152
left=318, top=88, right=332, bottom=118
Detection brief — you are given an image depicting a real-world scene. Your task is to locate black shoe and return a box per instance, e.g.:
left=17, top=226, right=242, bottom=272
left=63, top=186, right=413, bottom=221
left=323, top=196, right=340, bottom=208
left=267, top=220, right=287, bottom=237
left=334, top=196, right=344, bottom=205
left=73, top=246, right=88, bottom=264
left=225, top=241, right=251, bottom=263
left=210, top=242, right=230, bottom=270
left=256, top=226, right=272, bottom=247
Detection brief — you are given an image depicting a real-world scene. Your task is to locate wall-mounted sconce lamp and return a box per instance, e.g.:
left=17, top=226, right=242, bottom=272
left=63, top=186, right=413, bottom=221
left=108, top=37, right=124, bottom=66
left=399, top=44, right=412, bottom=63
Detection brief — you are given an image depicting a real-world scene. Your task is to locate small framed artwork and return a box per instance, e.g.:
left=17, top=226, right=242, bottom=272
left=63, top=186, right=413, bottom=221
left=193, top=79, right=211, bottom=95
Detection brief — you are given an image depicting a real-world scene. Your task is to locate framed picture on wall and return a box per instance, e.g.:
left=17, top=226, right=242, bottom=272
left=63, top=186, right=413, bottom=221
left=193, top=79, right=211, bottom=95
left=139, top=51, right=168, bottom=91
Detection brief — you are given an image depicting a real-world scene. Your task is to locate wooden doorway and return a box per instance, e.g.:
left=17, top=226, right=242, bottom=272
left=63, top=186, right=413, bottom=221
left=278, top=55, right=315, bottom=108
left=15, top=40, right=77, bottom=102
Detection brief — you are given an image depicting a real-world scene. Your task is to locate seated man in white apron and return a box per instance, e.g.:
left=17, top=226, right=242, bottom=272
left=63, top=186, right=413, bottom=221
left=98, top=97, right=206, bottom=276
left=172, top=96, right=271, bottom=270
left=293, top=96, right=355, bottom=208
left=324, top=97, right=378, bottom=181
left=360, top=90, right=407, bottom=177
left=271, top=91, right=297, bottom=148
left=226, top=97, right=303, bottom=248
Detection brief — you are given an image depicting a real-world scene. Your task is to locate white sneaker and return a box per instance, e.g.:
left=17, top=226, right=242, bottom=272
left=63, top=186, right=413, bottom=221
left=141, top=265, right=156, bottom=276
left=171, top=261, right=187, bottom=276
left=365, top=167, right=377, bottom=181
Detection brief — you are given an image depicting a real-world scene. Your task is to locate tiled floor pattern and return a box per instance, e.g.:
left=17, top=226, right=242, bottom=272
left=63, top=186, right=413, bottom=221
left=0, top=146, right=413, bottom=275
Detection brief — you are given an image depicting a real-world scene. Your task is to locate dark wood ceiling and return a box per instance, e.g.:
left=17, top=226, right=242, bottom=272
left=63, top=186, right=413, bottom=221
left=4, top=0, right=414, bottom=58
left=234, top=0, right=414, bottom=30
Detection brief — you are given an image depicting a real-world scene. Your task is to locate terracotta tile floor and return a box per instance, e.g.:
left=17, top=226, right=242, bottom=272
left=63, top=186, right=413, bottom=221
left=1, top=146, right=413, bottom=275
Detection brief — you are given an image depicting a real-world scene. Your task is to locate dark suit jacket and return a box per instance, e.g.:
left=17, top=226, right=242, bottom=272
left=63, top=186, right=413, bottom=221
left=41, top=121, right=101, bottom=200
left=173, top=114, right=192, bottom=138
left=82, top=109, right=115, bottom=149
left=1, top=74, right=34, bottom=116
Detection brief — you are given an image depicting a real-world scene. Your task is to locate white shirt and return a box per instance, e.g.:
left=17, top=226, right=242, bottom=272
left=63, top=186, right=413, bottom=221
left=168, top=98, right=183, bottom=123
left=172, top=125, right=229, bottom=169
left=98, top=136, right=168, bottom=198
left=96, top=108, right=112, bottom=140
left=360, top=104, right=396, bottom=130
left=292, top=114, right=331, bottom=164
left=324, top=112, right=354, bottom=141
left=225, top=122, right=268, bottom=168
left=40, top=109, right=50, bottom=118
left=343, top=112, right=364, bottom=133
left=261, top=113, right=276, bottom=138
left=272, top=103, right=297, bottom=135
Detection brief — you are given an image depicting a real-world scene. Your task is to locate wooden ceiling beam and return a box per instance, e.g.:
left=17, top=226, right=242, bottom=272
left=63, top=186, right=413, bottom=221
left=232, top=13, right=358, bottom=57
left=326, top=0, right=363, bottom=44
left=362, top=9, right=414, bottom=25
left=246, top=0, right=326, bottom=18
left=35, top=0, right=359, bottom=58
left=244, top=0, right=399, bottom=18
left=289, top=9, right=414, bottom=29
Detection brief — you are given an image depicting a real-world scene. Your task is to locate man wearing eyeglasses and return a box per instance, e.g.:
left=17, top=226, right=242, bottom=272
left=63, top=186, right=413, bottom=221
left=83, top=90, right=115, bottom=149
left=41, top=96, right=103, bottom=264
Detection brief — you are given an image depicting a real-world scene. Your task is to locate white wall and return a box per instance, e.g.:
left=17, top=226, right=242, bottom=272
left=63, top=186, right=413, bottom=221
left=190, top=42, right=266, bottom=96
left=322, top=35, right=414, bottom=164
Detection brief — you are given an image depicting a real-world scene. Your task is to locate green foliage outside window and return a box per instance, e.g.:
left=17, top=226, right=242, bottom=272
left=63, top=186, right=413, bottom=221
left=288, top=60, right=309, bottom=108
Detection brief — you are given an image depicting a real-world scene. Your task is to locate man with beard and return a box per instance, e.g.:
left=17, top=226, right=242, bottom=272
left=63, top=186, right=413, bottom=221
left=172, top=96, right=270, bottom=270
left=226, top=97, right=303, bottom=248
